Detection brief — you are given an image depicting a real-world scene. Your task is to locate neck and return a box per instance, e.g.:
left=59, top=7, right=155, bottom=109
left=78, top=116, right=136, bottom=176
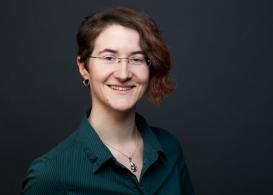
left=88, top=104, right=138, bottom=145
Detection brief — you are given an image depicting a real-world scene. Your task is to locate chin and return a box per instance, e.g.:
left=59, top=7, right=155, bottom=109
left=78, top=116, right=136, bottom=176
left=107, top=100, right=137, bottom=113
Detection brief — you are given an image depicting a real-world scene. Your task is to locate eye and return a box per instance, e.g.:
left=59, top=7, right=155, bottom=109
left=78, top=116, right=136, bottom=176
left=102, top=55, right=116, bottom=62
left=129, top=56, right=145, bottom=64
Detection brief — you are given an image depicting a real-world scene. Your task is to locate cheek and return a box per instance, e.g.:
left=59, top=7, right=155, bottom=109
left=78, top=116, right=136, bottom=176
left=135, top=71, right=149, bottom=95
left=89, top=65, right=111, bottom=83
left=139, top=70, right=150, bottom=86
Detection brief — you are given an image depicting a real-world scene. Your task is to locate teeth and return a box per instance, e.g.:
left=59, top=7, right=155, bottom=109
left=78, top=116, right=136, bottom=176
left=109, top=85, right=133, bottom=91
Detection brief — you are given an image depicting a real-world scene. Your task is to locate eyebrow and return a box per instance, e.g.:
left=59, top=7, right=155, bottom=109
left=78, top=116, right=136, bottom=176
left=98, top=48, right=145, bottom=55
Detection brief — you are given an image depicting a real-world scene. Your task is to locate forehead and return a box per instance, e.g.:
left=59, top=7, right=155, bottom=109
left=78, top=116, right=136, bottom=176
left=93, top=24, right=141, bottom=54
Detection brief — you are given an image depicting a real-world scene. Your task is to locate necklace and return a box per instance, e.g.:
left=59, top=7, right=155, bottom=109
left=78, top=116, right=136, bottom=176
left=104, top=137, right=139, bottom=173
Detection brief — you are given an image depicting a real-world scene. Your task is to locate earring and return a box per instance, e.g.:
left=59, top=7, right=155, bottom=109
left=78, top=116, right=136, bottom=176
left=82, top=79, right=89, bottom=87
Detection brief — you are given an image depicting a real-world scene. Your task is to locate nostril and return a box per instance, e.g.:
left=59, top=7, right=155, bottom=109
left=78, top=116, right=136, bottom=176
left=115, top=72, right=132, bottom=82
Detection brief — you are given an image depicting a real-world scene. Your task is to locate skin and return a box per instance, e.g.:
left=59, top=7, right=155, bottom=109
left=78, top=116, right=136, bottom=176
left=77, top=25, right=150, bottom=180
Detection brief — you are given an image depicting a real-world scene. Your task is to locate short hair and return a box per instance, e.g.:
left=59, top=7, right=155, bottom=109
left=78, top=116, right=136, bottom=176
left=77, top=7, right=175, bottom=106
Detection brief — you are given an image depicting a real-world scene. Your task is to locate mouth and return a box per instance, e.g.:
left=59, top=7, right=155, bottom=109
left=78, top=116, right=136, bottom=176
left=107, top=84, right=135, bottom=92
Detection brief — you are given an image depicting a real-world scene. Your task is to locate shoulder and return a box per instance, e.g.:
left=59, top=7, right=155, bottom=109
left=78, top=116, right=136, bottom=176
left=21, top=157, right=63, bottom=194
left=22, top=130, right=84, bottom=194
left=32, top=129, right=83, bottom=167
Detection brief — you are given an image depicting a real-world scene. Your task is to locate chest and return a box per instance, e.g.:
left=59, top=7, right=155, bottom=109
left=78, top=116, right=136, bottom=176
left=58, top=153, right=182, bottom=195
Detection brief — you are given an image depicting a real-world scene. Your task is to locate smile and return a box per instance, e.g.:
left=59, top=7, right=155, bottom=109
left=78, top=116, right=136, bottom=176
left=107, top=85, right=135, bottom=91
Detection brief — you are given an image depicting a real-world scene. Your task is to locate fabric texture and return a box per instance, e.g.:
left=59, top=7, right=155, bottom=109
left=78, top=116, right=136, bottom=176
left=21, top=113, right=195, bottom=195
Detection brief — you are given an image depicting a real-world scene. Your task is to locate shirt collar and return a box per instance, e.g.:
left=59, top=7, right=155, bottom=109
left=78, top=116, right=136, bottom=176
left=75, top=116, right=113, bottom=173
left=75, top=111, right=166, bottom=173
left=135, top=113, right=165, bottom=159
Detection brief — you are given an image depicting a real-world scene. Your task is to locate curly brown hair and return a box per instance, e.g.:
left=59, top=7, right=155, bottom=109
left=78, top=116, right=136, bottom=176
left=77, top=7, right=175, bottom=106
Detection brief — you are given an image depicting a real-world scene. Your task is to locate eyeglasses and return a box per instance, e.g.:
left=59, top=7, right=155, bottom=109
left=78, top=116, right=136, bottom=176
left=89, top=55, right=151, bottom=66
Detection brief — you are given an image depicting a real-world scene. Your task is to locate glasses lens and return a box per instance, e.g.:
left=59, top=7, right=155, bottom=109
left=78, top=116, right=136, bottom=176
left=129, top=57, right=147, bottom=65
left=102, top=56, right=117, bottom=64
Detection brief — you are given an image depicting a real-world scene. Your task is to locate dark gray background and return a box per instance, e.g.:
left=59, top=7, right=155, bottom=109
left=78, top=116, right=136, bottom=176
left=1, top=0, right=272, bottom=194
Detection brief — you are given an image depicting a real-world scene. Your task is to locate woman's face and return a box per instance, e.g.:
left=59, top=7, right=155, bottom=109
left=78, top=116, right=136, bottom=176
left=78, top=25, right=150, bottom=112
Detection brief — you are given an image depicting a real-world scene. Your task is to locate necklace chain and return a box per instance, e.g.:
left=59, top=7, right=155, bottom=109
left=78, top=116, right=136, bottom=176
left=103, top=133, right=139, bottom=173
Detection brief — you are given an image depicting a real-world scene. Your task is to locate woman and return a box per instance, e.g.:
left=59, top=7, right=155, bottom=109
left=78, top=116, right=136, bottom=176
left=22, top=7, right=195, bottom=195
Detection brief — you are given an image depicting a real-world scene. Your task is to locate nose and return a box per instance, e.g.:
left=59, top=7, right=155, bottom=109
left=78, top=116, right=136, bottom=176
left=114, top=59, right=132, bottom=81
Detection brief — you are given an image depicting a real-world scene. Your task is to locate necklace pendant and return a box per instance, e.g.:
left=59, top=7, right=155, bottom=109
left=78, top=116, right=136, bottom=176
left=129, top=157, right=137, bottom=172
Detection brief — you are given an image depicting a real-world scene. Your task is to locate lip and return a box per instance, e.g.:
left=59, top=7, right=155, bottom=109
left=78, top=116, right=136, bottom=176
left=107, top=84, right=136, bottom=94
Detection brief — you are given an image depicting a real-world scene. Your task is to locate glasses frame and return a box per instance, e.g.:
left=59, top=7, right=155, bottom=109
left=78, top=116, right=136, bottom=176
left=89, top=56, right=151, bottom=67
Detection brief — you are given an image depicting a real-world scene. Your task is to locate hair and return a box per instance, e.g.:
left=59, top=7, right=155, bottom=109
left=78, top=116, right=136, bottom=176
left=77, top=7, right=175, bottom=106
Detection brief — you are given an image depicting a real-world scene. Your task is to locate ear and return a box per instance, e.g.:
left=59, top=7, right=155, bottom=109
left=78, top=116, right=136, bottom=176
left=76, top=56, right=89, bottom=80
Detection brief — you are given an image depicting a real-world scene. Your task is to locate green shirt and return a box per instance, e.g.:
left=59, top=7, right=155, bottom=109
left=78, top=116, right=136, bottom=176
left=22, top=113, right=194, bottom=195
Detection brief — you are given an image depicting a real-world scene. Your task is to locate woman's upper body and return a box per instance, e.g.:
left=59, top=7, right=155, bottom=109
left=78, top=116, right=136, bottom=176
left=21, top=112, right=194, bottom=195
left=22, top=7, right=195, bottom=195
